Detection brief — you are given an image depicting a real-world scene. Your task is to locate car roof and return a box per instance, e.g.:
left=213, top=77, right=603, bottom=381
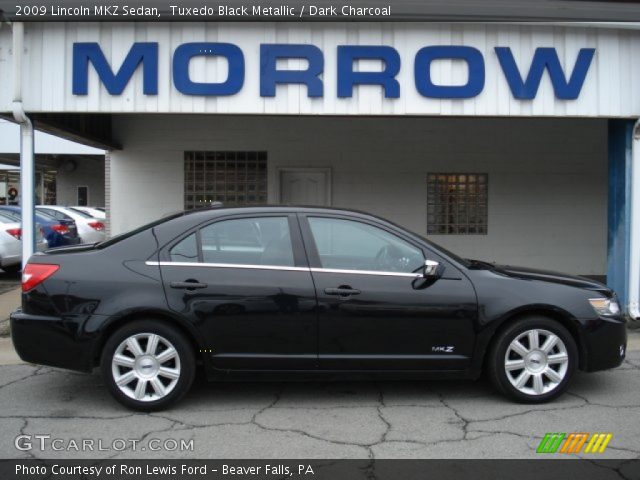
left=182, top=204, right=384, bottom=220
left=150, top=205, right=402, bottom=245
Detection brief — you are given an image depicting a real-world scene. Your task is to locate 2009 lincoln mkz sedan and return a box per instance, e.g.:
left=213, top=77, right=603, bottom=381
left=11, top=206, right=626, bottom=410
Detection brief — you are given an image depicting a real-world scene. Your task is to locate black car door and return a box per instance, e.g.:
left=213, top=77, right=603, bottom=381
left=298, top=214, right=477, bottom=371
left=159, top=213, right=318, bottom=370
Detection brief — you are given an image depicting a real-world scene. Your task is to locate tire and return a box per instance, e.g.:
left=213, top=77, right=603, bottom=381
left=100, top=320, right=195, bottom=411
left=487, top=316, right=578, bottom=403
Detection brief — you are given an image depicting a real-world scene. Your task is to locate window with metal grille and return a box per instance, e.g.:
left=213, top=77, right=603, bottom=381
left=184, top=151, right=267, bottom=210
left=427, top=173, right=488, bottom=235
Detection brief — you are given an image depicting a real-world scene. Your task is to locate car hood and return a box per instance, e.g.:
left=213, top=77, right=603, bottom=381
left=491, top=264, right=612, bottom=295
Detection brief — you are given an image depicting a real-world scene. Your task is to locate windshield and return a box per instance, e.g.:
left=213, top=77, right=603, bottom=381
left=369, top=213, right=471, bottom=267
left=68, top=207, right=94, bottom=218
left=415, top=234, right=471, bottom=267
left=0, top=212, right=16, bottom=224
left=0, top=209, right=21, bottom=222
left=35, top=209, right=57, bottom=220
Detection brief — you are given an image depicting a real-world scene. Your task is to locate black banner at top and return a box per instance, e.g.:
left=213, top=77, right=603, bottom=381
left=2, top=0, right=640, bottom=22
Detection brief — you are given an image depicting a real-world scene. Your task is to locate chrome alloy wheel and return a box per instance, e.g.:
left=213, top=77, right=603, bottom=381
left=504, top=329, right=569, bottom=396
left=111, top=333, right=181, bottom=402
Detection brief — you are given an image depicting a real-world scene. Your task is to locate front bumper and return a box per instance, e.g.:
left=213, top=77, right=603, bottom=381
left=581, top=315, right=627, bottom=372
left=10, top=309, right=95, bottom=372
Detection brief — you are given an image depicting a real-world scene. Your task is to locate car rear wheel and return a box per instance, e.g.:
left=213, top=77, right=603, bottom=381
left=100, top=320, right=195, bottom=411
left=487, top=316, right=578, bottom=403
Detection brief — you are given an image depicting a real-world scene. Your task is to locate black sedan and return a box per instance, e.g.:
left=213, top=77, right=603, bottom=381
left=11, top=206, right=627, bottom=410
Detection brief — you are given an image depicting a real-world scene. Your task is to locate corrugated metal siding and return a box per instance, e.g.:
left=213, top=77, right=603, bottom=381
left=1, top=22, right=640, bottom=117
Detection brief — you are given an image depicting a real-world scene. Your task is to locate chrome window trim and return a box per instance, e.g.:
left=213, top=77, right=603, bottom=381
left=146, top=261, right=309, bottom=272
left=146, top=261, right=421, bottom=277
left=310, top=267, right=422, bottom=278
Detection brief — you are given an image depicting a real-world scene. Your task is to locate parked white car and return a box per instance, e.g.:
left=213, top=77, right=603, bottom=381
left=36, top=206, right=106, bottom=244
left=0, top=211, right=47, bottom=272
left=69, top=206, right=105, bottom=220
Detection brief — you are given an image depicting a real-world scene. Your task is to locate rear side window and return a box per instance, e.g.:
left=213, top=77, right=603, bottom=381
left=200, top=217, right=294, bottom=267
left=98, top=212, right=185, bottom=249
left=168, top=217, right=295, bottom=267
left=39, top=208, right=72, bottom=221
left=170, top=233, right=198, bottom=262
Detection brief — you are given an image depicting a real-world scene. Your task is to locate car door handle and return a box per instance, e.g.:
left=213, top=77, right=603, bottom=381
left=170, top=281, right=208, bottom=290
left=324, top=287, right=361, bottom=296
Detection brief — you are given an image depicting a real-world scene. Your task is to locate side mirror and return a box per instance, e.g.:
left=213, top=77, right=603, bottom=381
left=423, top=259, right=442, bottom=278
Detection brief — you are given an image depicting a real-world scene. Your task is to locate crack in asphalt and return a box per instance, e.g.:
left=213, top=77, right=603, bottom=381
left=18, top=417, right=36, bottom=460
left=1, top=352, right=639, bottom=459
left=0, top=365, right=50, bottom=390
left=565, top=391, right=640, bottom=410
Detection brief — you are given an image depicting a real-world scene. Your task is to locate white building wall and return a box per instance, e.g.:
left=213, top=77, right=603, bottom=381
left=109, top=146, right=184, bottom=237
left=55, top=157, right=105, bottom=206
left=110, top=115, right=607, bottom=275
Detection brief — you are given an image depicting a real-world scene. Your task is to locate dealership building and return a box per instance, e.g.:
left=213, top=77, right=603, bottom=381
left=2, top=6, right=640, bottom=317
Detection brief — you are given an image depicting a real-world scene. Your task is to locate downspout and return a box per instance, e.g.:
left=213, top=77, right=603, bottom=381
left=10, top=22, right=36, bottom=269
left=628, top=119, right=640, bottom=319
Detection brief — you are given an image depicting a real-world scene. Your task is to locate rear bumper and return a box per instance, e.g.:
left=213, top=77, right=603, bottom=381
left=581, top=316, right=627, bottom=372
left=1, top=240, right=47, bottom=266
left=79, top=229, right=105, bottom=244
left=62, top=236, right=82, bottom=246
left=10, top=309, right=95, bottom=372
left=0, top=254, right=20, bottom=267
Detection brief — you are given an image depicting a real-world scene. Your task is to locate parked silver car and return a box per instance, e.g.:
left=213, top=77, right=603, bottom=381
left=36, top=206, right=106, bottom=244
left=69, top=206, right=105, bottom=220
left=0, top=211, right=47, bottom=272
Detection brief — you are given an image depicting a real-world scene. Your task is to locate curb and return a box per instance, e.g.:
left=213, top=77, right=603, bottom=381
left=0, top=318, right=9, bottom=338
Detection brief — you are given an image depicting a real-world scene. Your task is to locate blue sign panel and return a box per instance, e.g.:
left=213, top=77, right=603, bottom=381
left=72, top=42, right=595, bottom=100
left=173, top=43, right=244, bottom=96
left=414, top=46, right=485, bottom=99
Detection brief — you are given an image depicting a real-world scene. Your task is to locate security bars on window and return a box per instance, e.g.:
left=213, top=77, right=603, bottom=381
left=184, top=151, right=268, bottom=210
left=427, top=173, right=488, bottom=235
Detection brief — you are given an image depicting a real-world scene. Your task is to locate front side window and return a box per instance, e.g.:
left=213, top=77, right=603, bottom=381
left=199, top=217, right=294, bottom=267
left=308, top=217, right=424, bottom=273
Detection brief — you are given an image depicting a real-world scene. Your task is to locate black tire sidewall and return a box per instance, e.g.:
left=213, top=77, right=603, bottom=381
left=489, top=316, right=578, bottom=403
left=100, top=320, right=195, bottom=411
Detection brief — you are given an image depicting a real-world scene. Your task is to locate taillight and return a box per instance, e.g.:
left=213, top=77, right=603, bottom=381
left=22, top=264, right=59, bottom=292
left=51, top=224, right=70, bottom=235
left=6, top=227, right=21, bottom=240
left=88, top=221, right=104, bottom=231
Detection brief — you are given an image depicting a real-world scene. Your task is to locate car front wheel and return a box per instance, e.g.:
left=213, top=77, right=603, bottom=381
left=488, top=316, right=578, bottom=403
left=100, top=320, right=195, bottom=411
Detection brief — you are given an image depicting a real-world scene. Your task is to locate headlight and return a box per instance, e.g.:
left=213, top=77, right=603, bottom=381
left=589, top=298, right=620, bottom=316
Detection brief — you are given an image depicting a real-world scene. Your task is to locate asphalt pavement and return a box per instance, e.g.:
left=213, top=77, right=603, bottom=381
left=0, top=341, right=638, bottom=460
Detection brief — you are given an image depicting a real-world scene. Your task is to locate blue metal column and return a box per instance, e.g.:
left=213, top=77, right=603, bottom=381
left=607, top=119, right=634, bottom=310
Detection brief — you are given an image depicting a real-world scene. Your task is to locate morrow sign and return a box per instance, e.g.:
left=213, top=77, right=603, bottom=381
left=72, top=42, right=596, bottom=100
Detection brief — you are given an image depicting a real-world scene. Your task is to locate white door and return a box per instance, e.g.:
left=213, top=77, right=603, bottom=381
left=280, top=169, right=330, bottom=206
